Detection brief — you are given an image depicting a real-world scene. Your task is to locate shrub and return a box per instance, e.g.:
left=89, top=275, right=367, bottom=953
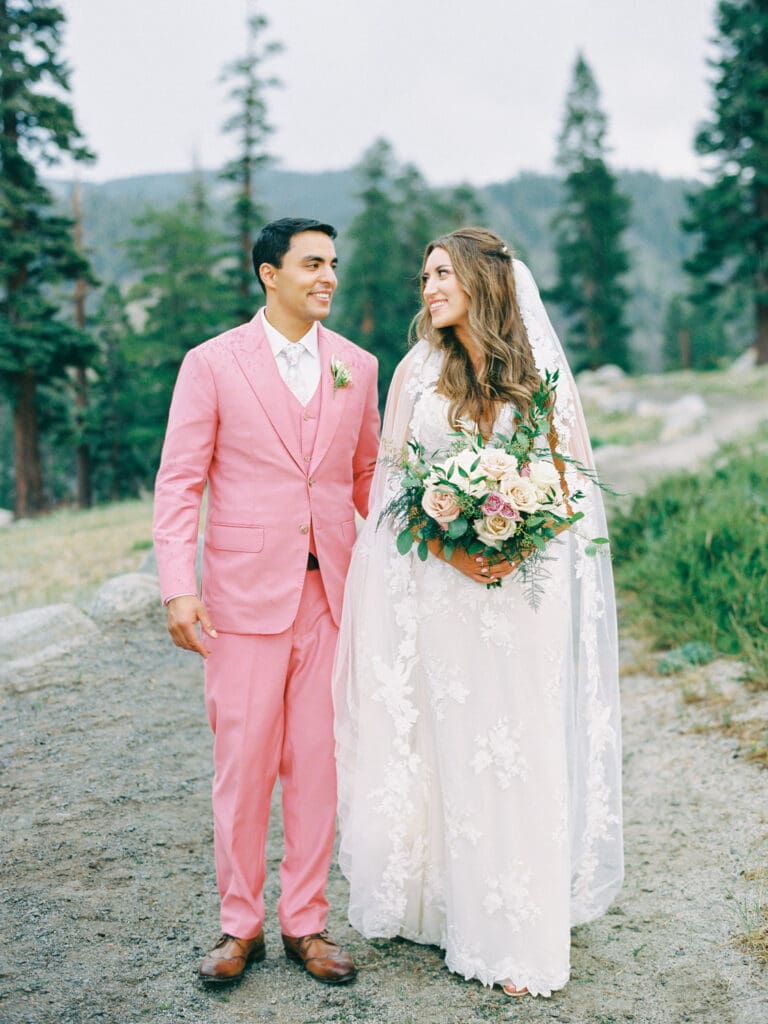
left=610, top=433, right=768, bottom=684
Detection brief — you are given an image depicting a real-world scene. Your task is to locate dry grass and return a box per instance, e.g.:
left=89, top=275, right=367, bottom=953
left=0, top=498, right=154, bottom=617
left=735, top=863, right=768, bottom=966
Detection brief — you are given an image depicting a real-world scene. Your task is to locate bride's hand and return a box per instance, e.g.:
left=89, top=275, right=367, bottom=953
left=427, top=538, right=517, bottom=584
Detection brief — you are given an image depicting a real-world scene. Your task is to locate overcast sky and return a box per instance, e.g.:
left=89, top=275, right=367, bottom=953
left=57, top=0, right=718, bottom=186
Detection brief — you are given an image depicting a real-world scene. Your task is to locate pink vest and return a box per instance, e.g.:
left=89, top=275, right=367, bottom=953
left=282, top=380, right=322, bottom=558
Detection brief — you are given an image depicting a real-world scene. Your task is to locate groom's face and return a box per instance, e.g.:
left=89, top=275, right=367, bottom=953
left=270, top=230, right=338, bottom=324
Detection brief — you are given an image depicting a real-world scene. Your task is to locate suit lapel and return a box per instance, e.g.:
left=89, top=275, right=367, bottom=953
left=311, top=327, right=347, bottom=473
left=232, top=314, right=303, bottom=471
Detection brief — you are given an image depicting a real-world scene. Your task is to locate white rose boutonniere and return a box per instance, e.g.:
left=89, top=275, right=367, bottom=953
left=331, top=356, right=352, bottom=395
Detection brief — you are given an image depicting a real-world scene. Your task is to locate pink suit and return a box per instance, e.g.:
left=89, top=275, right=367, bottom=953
left=153, top=313, right=379, bottom=938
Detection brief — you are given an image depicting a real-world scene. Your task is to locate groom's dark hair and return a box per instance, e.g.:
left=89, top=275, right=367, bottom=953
left=252, top=217, right=337, bottom=292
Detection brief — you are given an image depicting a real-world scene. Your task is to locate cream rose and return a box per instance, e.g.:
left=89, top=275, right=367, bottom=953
left=474, top=513, right=518, bottom=548
left=421, top=486, right=461, bottom=524
left=499, top=471, right=540, bottom=513
left=528, top=460, right=561, bottom=501
left=478, top=448, right=518, bottom=481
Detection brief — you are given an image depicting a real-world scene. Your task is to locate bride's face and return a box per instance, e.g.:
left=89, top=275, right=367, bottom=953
left=421, top=247, right=470, bottom=332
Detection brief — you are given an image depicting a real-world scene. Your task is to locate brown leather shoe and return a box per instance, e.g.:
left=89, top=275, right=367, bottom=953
left=198, top=932, right=265, bottom=984
left=282, top=930, right=356, bottom=984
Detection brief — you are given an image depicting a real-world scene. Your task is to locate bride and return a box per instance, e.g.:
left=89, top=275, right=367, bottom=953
left=332, top=227, right=622, bottom=998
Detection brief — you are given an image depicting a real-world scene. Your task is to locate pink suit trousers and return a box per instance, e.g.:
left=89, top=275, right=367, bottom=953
left=204, top=570, right=338, bottom=939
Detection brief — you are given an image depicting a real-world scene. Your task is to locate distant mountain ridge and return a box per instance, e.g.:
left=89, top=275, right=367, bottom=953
left=48, top=165, right=696, bottom=370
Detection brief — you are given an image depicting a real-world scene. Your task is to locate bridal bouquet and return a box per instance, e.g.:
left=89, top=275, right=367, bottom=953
left=380, top=371, right=607, bottom=605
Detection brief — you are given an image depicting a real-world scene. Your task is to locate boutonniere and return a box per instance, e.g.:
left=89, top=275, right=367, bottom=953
left=331, top=356, right=352, bottom=395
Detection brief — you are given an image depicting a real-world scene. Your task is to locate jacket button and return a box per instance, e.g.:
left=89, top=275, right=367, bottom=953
left=308, top=477, right=314, bottom=487
left=299, top=524, right=309, bottom=534
left=303, top=455, right=311, bottom=462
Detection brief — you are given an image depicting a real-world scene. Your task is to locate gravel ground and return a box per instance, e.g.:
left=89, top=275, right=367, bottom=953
left=1, top=607, right=767, bottom=1024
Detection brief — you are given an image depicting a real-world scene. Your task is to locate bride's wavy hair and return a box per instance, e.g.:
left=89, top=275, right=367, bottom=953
left=412, top=227, right=540, bottom=432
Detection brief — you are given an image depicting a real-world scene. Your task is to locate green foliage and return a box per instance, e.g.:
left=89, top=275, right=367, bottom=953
left=657, top=641, right=716, bottom=675
left=86, top=284, right=149, bottom=500
left=124, top=177, right=233, bottom=478
left=661, top=291, right=745, bottom=370
left=684, top=0, right=768, bottom=365
left=338, top=139, right=406, bottom=394
left=547, top=54, right=632, bottom=372
left=612, top=433, right=768, bottom=682
left=0, top=0, right=95, bottom=514
left=48, top=165, right=692, bottom=373
left=337, top=139, right=486, bottom=398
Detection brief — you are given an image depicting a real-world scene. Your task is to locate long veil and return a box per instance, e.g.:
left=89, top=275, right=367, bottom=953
left=333, top=259, right=623, bottom=928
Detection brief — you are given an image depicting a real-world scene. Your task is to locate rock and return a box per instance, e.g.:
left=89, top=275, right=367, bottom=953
left=659, top=394, right=708, bottom=442
left=0, top=603, right=98, bottom=662
left=138, top=546, right=157, bottom=574
left=0, top=508, right=13, bottom=529
left=728, top=347, right=757, bottom=373
left=89, top=572, right=161, bottom=624
left=579, top=364, right=627, bottom=386
left=0, top=604, right=99, bottom=692
left=635, top=400, right=665, bottom=419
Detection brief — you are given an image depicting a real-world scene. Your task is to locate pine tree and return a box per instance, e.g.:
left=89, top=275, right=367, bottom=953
left=393, top=163, right=441, bottom=348
left=684, top=0, right=768, bottom=365
left=547, top=53, right=632, bottom=372
left=339, top=139, right=406, bottom=396
left=126, top=176, right=231, bottom=474
left=219, top=7, right=282, bottom=323
left=662, top=288, right=749, bottom=370
left=0, top=0, right=95, bottom=515
left=87, top=285, right=145, bottom=500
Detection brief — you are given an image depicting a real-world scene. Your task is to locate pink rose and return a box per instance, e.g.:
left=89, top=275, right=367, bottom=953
left=483, top=491, right=504, bottom=514
left=422, top=486, right=461, bottom=524
left=482, top=492, right=520, bottom=521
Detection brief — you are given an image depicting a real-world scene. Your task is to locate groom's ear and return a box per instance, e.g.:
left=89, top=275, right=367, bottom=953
left=259, top=262, right=277, bottom=291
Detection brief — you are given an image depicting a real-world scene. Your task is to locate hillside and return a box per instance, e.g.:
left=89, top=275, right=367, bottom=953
left=49, top=166, right=697, bottom=370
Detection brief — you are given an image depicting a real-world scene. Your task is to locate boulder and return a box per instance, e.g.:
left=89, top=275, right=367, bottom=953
left=660, top=394, right=708, bottom=442
left=579, top=364, right=627, bottom=387
left=89, top=572, right=160, bottom=624
left=0, top=603, right=98, bottom=662
left=0, top=508, right=13, bottom=529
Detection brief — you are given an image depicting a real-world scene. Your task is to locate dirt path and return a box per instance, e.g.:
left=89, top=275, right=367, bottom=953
left=594, top=395, right=768, bottom=500
left=1, top=606, right=766, bottom=1024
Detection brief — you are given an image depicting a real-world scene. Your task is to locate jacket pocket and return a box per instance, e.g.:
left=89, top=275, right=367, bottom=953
left=207, top=523, right=265, bottom=552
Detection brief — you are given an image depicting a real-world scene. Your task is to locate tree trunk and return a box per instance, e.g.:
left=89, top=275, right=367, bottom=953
left=73, top=184, right=92, bottom=508
left=74, top=365, right=92, bottom=508
left=757, top=299, right=768, bottom=366
left=678, top=328, right=692, bottom=370
left=13, top=370, right=46, bottom=517
left=755, top=184, right=768, bottom=366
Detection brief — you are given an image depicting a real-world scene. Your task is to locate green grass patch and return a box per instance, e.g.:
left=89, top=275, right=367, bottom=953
left=611, top=430, right=768, bottom=685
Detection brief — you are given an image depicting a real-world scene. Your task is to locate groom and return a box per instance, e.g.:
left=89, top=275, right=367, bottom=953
left=153, top=218, right=379, bottom=986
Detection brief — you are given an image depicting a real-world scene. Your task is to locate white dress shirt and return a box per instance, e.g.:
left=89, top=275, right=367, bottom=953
left=260, top=309, right=320, bottom=407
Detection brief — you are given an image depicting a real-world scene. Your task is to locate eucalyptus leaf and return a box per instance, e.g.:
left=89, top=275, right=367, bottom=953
left=396, top=528, right=414, bottom=555
left=448, top=517, right=469, bottom=539
left=417, top=539, right=429, bottom=561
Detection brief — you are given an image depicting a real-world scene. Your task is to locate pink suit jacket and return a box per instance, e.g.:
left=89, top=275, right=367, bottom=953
left=152, top=313, right=380, bottom=634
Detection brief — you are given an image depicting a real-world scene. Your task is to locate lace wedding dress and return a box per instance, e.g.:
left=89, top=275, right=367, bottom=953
left=332, top=261, right=623, bottom=997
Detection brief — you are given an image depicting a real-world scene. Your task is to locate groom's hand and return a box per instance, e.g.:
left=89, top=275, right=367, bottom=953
left=166, top=595, right=218, bottom=658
